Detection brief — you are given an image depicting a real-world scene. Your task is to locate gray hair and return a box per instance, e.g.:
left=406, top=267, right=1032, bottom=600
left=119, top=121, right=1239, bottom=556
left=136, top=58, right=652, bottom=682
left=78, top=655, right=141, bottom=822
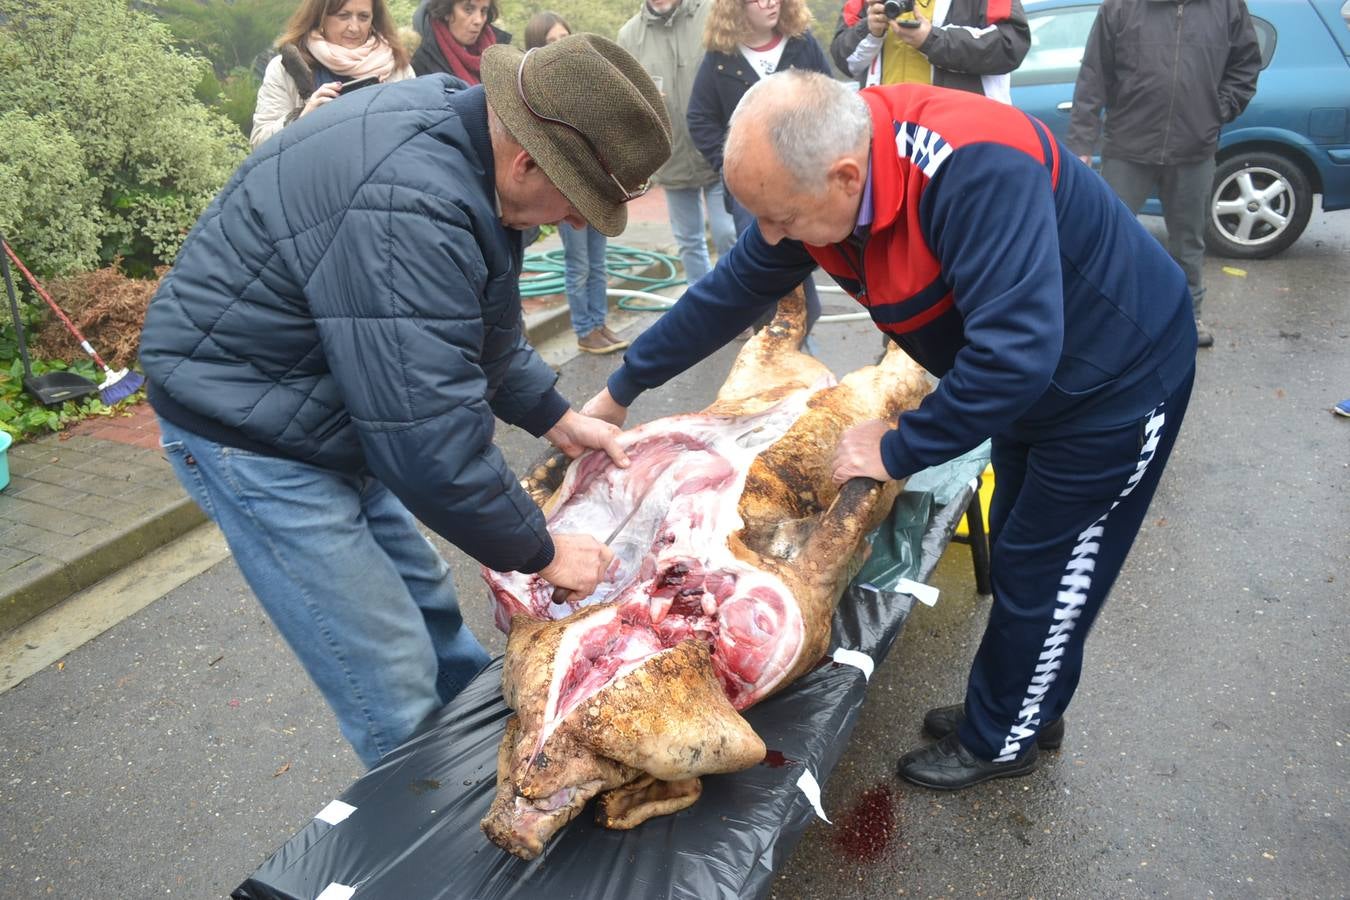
left=726, top=71, right=871, bottom=191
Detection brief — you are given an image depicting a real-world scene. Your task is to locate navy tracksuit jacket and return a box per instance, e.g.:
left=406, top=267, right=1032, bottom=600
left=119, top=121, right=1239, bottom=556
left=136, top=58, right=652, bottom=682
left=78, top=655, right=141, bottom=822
left=607, top=84, right=1197, bottom=760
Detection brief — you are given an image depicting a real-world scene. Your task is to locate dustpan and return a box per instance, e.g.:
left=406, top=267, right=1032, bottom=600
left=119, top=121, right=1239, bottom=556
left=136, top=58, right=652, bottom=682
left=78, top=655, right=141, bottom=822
left=2, top=241, right=100, bottom=407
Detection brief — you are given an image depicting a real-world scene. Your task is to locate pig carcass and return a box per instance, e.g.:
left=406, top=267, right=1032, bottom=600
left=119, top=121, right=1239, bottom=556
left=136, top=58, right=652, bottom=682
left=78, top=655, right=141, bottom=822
left=481, top=294, right=931, bottom=859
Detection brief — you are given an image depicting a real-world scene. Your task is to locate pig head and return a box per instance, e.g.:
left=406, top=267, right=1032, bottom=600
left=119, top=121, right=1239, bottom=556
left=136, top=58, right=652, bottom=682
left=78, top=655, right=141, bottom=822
left=481, top=606, right=765, bottom=859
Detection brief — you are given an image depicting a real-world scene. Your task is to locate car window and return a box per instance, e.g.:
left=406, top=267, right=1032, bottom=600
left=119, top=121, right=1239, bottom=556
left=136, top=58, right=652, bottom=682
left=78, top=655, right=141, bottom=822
left=1251, top=16, right=1277, bottom=68
left=1320, top=0, right=1350, bottom=56
left=1012, top=5, right=1102, bottom=88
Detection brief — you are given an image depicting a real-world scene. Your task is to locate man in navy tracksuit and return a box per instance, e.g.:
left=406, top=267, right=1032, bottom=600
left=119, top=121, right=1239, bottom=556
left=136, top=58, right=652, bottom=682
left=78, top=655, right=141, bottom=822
left=585, top=71, right=1196, bottom=789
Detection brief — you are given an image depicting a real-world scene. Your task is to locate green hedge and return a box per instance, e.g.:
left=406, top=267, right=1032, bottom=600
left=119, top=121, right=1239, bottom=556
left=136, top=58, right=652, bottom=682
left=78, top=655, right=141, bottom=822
left=0, top=0, right=247, bottom=279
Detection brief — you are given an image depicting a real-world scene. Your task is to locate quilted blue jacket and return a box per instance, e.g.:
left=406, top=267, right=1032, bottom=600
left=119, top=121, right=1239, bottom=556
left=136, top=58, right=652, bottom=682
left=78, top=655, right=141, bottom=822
left=140, top=81, right=565, bottom=574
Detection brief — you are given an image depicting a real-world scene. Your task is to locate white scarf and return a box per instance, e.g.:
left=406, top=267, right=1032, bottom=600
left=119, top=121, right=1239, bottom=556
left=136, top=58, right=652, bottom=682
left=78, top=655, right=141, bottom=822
left=306, top=31, right=396, bottom=80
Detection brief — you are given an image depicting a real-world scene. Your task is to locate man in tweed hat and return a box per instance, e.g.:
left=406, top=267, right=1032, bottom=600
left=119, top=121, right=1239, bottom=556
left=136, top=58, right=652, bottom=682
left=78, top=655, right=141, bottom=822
left=139, top=35, right=672, bottom=768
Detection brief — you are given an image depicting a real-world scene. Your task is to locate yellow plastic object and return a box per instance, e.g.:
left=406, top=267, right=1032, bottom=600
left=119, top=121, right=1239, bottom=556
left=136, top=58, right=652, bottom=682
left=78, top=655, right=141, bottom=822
left=956, top=463, right=994, bottom=538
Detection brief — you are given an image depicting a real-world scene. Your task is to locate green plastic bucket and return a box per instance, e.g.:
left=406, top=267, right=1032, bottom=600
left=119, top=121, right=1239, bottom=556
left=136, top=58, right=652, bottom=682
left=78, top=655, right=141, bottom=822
left=0, top=430, right=11, bottom=491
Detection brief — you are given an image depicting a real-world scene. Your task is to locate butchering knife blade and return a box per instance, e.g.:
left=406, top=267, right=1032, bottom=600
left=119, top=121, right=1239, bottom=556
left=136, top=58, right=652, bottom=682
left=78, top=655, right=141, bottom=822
left=602, top=474, right=663, bottom=546
left=549, top=466, right=668, bottom=605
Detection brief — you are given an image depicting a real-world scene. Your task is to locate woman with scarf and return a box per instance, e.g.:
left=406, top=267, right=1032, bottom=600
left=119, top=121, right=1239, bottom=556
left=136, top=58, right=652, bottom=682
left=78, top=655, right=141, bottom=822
left=251, top=0, right=413, bottom=150
left=411, top=0, right=511, bottom=84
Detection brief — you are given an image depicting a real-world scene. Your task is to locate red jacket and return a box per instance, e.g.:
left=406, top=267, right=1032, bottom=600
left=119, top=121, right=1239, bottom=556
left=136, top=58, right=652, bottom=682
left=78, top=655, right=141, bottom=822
left=805, top=85, right=1060, bottom=343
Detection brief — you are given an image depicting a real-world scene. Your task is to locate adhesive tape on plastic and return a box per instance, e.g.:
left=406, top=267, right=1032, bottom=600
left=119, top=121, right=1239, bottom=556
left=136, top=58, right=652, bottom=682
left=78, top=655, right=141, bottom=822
left=315, top=800, right=357, bottom=825
left=831, top=647, right=875, bottom=681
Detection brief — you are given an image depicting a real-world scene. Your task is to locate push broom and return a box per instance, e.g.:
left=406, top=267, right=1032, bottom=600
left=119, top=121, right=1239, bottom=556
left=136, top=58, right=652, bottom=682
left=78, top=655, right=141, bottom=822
left=2, top=236, right=144, bottom=406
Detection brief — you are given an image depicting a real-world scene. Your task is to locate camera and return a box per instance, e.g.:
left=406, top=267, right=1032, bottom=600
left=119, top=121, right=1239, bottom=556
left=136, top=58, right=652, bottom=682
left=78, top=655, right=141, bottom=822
left=883, top=0, right=915, bottom=18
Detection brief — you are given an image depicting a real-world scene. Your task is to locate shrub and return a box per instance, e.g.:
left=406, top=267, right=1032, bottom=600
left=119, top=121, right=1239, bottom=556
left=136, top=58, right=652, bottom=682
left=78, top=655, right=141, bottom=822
left=155, top=0, right=298, bottom=139
left=0, top=0, right=248, bottom=278
left=0, top=111, right=103, bottom=276
left=197, top=66, right=266, bottom=139
left=30, top=266, right=163, bottom=371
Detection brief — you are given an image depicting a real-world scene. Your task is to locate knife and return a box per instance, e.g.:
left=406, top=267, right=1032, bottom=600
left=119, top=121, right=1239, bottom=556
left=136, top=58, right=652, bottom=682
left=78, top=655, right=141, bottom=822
left=601, top=474, right=663, bottom=547
left=550, top=470, right=667, bottom=605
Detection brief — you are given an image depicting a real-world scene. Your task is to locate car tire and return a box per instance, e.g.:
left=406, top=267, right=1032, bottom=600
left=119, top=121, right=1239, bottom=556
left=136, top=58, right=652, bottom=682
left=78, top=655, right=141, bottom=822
left=1206, top=151, right=1313, bottom=259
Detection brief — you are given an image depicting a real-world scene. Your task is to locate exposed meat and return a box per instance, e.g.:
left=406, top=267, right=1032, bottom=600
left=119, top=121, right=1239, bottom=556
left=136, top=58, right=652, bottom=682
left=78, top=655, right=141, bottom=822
left=487, top=401, right=821, bottom=709
left=481, top=292, right=932, bottom=858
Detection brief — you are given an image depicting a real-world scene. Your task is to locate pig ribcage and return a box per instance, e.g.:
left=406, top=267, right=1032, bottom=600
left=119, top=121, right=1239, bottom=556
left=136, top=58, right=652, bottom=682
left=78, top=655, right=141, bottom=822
left=485, top=389, right=829, bottom=712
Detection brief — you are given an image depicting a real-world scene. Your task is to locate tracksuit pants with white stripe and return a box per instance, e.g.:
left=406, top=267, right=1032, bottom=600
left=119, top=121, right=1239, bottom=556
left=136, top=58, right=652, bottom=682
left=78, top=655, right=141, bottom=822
left=956, top=369, right=1195, bottom=763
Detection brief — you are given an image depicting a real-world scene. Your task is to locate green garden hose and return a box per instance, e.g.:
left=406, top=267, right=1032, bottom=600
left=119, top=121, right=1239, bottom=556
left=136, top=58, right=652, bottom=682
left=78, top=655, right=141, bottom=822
left=521, top=245, right=873, bottom=323
left=520, top=245, right=686, bottom=311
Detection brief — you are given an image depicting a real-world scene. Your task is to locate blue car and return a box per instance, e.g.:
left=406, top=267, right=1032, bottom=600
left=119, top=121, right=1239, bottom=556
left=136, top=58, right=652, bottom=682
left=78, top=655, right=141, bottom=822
left=1011, top=0, right=1350, bottom=258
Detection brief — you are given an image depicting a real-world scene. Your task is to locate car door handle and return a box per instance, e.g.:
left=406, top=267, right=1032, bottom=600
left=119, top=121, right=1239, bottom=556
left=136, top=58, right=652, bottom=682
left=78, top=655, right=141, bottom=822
left=1056, top=101, right=1073, bottom=111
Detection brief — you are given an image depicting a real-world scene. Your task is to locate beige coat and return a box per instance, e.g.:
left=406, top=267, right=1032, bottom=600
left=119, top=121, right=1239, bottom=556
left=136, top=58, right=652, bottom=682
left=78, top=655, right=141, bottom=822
left=616, top=0, right=718, bottom=190
left=250, top=52, right=415, bottom=150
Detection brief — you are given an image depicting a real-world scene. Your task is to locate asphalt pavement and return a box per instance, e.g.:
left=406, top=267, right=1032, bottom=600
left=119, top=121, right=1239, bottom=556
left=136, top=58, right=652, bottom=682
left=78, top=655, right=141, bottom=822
left=0, top=211, right=1346, bottom=899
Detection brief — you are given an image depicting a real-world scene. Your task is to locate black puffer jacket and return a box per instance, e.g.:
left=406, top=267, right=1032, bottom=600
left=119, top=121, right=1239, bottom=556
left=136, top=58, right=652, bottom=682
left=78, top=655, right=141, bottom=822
left=140, top=81, right=565, bottom=574
left=1068, top=0, right=1262, bottom=164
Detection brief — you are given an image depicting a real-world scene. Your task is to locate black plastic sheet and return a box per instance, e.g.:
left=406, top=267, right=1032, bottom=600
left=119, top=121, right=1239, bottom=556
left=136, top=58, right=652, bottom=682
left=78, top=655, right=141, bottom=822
left=234, top=477, right=977, bottom=900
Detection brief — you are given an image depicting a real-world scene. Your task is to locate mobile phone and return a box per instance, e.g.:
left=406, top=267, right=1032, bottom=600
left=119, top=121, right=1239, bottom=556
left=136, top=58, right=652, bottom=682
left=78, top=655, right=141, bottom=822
left=341, top=75, right=381, bottom=93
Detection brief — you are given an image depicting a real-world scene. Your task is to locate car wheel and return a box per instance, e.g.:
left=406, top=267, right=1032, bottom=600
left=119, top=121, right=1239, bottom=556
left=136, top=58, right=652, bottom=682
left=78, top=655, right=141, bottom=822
left=1206, top=151, right=1313, bottom=259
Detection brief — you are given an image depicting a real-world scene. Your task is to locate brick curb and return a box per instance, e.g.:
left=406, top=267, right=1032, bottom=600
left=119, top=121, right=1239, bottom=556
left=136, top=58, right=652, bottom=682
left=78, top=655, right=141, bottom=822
left=0, top=497, right=206, bottom=634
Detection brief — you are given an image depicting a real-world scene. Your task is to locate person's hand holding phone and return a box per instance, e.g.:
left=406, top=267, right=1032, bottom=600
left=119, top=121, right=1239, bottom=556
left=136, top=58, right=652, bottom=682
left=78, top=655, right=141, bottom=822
left=892, top=10, right=931, bottom=43
left=302, top=81, right=343, bottom=117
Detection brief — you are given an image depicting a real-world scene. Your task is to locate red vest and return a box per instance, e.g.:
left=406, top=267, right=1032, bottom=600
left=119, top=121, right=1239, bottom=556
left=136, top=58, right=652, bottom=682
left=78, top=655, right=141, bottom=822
left=805, top=85, right=1061, bottom=337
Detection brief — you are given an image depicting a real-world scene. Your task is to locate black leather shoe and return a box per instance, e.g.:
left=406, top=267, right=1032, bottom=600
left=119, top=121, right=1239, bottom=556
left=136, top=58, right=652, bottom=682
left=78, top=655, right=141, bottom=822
left=897, top=732, right=1038, bottom=790
left=1195, top=319, right=1214, bottom=348
left=922, top=703, right=1065, bottom=750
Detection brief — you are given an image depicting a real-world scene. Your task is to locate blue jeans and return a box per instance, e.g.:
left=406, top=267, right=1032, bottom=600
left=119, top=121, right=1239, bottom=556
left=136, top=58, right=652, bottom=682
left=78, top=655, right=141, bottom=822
left=157, top=418, right=490, bottom=767
left=665, top=182, right=737, bottom=283
left=559, top=222, right=609, bottom=338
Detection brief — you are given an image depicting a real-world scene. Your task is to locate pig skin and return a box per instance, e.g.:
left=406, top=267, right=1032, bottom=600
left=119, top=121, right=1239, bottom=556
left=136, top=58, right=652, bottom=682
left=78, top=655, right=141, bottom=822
left=501, top=609, right=764, bottom=790
left=481, top=290, right=931, bottom=858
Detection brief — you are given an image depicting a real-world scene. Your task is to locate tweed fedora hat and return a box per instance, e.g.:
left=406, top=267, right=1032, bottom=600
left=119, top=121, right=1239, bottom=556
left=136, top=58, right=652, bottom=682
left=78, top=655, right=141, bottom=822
left=481, top=34, right=672, bottom=237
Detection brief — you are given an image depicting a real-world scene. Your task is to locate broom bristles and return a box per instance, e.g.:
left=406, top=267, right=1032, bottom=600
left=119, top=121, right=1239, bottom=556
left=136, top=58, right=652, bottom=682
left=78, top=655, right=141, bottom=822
left=98, top=368, right=145, bottom=406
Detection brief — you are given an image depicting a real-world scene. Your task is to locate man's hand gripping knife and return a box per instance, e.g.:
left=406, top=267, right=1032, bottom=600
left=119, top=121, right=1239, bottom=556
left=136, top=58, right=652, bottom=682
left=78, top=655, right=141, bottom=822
left=536, top=407, right=633, bottom=602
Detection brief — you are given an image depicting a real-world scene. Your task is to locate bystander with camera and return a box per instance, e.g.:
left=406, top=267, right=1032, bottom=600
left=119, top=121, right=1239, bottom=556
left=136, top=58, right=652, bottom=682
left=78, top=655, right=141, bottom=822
left=830, top=0, right=1028, bottom=100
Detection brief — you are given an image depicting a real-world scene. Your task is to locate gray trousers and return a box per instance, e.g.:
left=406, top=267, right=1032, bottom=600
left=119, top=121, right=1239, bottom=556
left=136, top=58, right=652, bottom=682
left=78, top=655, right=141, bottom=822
left=1100, top=157, right=1216, bottom=318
